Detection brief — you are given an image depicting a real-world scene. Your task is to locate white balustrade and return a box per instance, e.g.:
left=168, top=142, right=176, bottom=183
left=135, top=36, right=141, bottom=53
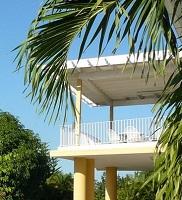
left=60, top=117, right=166, bottom=147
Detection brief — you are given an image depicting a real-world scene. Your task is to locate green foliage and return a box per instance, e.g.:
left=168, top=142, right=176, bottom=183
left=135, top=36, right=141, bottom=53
left=95, top=171, right=157, bottom=200
left=0, top=111, right=57, bottom=200
left=151, top=71, right=182, bottom=199
left=45, top=171, right=73, bottom=200
left=95, top=172, right=106, bottom=200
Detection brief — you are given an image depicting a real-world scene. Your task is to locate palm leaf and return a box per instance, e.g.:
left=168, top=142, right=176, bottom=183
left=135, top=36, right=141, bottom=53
left=15, top=2, right=182, bottom=198
left=15, top=1, right=105, bottom=123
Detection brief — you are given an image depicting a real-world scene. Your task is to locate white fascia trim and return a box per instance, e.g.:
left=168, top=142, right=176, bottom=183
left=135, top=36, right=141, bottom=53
left=67, top=50, right=179, bottom=69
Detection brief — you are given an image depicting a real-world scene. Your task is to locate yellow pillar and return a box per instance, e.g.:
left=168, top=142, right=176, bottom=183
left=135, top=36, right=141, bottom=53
left=75, top=79, right=82, bottom=145
left=86, top=159, right=95, bottom=200
left=110, top=105, right=114, bottom=129
left=74, top=157, right=86, bottom=200
left=105, top=167, right=117, bottom=200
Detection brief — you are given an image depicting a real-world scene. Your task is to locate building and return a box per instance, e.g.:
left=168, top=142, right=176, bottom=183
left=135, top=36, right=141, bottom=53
left=50, top=1, right=182, bottom=199
left=50, top=50, right=176, bottom=200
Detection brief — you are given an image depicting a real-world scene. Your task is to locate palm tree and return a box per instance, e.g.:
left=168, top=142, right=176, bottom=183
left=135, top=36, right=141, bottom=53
left=15, top=0, right=182, bottom=199
left=46, top=171, right=73, bottom=200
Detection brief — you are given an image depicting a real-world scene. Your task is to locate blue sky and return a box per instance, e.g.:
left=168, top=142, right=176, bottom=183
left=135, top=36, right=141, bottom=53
left=1, top=1, right=156, bottom=176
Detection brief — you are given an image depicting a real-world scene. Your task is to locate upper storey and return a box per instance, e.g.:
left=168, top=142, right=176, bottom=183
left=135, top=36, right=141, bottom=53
left=67, top=50, right=178, bottom=107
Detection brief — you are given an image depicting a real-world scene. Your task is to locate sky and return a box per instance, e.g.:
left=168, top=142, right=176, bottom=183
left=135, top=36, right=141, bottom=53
left=1, top=0, right=157, bottom=177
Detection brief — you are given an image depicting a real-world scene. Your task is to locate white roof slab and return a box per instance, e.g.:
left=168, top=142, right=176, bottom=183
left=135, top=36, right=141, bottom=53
left=67, top=50, right=177, bottom=107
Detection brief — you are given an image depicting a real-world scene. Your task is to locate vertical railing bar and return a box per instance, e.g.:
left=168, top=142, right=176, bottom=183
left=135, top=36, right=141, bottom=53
left=147, top=117, right=149, bottom=139
left=69, top=125, right=70, bottom=146
left=101, top=121, right=104, bottom=143
left=67, top=126, right=68, bottom=146
left=98, top=122, right=99, bottom=144
left=95, top=122, right=97, bottom=143
left=100, top=121, right=102, bottom=143
left=64, top=126, right=66, bottom=146
left=142, top=118, right=144, bottom=139
left=72, top=125, right=73, bottom=146
left=102, top=121, right=104, bottom=143
left=60, top=126, right=62, bottom=146
left=87, top=123, right=88, bottom=139
left=68, top=125, right=69, bottom=146
left=99, top=121, right=100, bottom=143
left=97, top=121, right=98, bottom=143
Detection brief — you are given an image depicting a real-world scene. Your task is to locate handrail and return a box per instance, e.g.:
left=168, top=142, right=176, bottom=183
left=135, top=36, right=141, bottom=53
left=60, top=117, right=166, bottom=147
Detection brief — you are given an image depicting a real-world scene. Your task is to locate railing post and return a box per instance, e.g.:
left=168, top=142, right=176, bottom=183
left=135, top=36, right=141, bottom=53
left=60, top=126, right=62, bottom=146
left=110, top=105, right=114, bottom=130
left=75, top=79, right=82, bottom=145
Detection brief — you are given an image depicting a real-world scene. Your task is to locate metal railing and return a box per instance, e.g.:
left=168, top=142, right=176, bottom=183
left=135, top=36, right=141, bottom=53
left=60, top=117, right=166, bottom=147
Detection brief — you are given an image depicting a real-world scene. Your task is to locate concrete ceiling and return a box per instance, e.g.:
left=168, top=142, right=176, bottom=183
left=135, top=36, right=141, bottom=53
left=67, top=51, right=176, bottom=107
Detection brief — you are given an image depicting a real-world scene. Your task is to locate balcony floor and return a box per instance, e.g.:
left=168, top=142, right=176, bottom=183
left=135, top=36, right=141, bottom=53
left=50, top=141, right=157, bottom=171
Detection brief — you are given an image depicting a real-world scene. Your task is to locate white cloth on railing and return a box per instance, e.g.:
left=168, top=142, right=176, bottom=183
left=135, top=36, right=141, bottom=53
left=64, top=129, right=101, bottom=146
left=80, top=133, right=101, bottom=145
left=108, top=129, right=120, bottom=143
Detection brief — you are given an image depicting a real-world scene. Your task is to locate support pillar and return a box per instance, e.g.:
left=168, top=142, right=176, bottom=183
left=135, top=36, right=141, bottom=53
left=75, top=79, right=82, bottom=145
left=86, top=159, right=95, bottom=200
left=105, top=167, right=117, bottom=200
left=74, top=157, right=86, bottom=200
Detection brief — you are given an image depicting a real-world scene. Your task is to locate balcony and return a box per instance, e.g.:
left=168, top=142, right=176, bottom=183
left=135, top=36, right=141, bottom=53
left=59, top=116, right=165, bottom=147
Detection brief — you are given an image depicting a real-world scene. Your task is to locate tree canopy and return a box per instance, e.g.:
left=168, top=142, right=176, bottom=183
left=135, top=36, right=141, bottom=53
left=95, top=171, right=157, bottom=200
left=0, top=111, right=57, bottom=200
left=46, top=171, right=73, bottom=200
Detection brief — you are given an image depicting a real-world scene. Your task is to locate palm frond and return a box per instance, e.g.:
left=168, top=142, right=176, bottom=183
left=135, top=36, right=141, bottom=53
left=15, top=0, right=109, bottom=123
left=15, top=0, right=182, bottom=198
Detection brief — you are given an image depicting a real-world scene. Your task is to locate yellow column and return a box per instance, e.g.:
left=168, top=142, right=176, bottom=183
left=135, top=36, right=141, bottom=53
left=86, top=159, right=95, bottom=200
left=74, top=157, right=86, bottom=200
left=105, top=167, right=117, bottom=200
left=110, top=105, right=114, bottom=130
left=75, top=79, right=82, bottom=145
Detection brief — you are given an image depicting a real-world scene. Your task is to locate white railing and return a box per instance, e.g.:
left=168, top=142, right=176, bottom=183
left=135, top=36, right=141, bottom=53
left=60, top=117, right=166, bottom=147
